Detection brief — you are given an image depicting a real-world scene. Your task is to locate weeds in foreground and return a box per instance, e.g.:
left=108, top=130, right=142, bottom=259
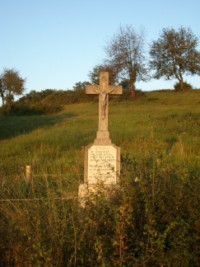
left=0, top=152, right=199, bottom=266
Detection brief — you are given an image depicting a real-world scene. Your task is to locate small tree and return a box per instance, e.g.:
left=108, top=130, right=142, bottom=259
left=73, top=81, right=90, bottom=91
left=105, top=25, right=148, bottom=96
left=150, top=27, right=200, bottom=91
left=0, top=69, right=25, bottom=110
left=89, top=64, right=118, bottom=85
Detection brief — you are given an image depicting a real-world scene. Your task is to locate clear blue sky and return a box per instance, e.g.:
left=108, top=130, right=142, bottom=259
left=1, top=0, right=200, bottom=94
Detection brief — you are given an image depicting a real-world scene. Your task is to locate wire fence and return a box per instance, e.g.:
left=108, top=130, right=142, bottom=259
left=0, top=196, right=80, bottom=202
left=0, top=165, right=85, bottom=202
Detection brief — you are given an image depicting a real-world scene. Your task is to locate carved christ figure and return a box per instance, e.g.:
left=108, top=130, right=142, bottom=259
left=98, top=88, right=114, bottom=119
left=101, top=90, right=107, bottom=119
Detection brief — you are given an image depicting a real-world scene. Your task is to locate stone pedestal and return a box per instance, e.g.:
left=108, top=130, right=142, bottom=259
left=84, top=143, right=120, bottom=185
left=78, top=142, right=120, bottom=204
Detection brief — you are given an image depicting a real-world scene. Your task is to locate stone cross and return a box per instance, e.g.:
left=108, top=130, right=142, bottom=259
left=86, top=72, right=122, bottom=143
left=78, top=71, right=122, bottom=205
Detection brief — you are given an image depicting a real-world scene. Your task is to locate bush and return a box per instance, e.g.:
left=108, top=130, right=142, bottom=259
left=0, top=154, right=199, bottom=266
left=174, top=82, right=193, bottom=91
left=0, top=103, right=62, bottom=116
left=2, top=87, right=147, bottom=116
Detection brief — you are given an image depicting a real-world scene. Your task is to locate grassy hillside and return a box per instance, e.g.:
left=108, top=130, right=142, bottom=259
left=0, top=90, right=199, bottom=181
left=0, top=90, right=200, bottom=266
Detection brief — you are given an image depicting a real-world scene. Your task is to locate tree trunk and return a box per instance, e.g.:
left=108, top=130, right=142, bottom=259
left=1, top=95, right=5, bottom=106
left=129, top=74, right=136, bottom=97
left=130, top=83, right=136, bottom=97
left=180, top=78, right=184, bottom=91
left=178, top=68, right=184, bottom=91
left=5, top=93, right=14, bottom=112
left=0, top=88, right=4, bottom=106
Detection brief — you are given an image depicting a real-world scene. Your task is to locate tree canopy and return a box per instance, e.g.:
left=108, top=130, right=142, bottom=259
left=89, top=64, right=118, bottom=86
left=73, top=81, right=91, bottom=91
left=0, top=69, right=25, bottom=109
left=150, top=27, right=200, bottom=91
left=104, top=25, right=148, bottom=96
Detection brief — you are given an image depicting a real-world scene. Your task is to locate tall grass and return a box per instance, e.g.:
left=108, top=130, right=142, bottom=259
left=0, top=90, right=200, bottom=266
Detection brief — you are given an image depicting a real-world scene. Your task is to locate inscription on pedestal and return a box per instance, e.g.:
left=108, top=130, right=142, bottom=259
left=87, top=145, right=118, bottom=184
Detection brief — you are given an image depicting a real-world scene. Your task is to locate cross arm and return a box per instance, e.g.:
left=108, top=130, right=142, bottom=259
left=107, top=85, right=123, bottom=95
left=85, top=85, right=100, bottom=94
left=85, top=84, right=122, bottom=95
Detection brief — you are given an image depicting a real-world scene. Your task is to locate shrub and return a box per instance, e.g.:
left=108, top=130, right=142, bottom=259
left=174, top=82, right=193, bottom=91
left=0, top=103, right=62, bottom=116
left=0, top=154, right=199, bottom=266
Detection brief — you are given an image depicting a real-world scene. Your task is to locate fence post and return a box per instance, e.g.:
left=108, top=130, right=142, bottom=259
left=25, top=165, right=32, bottom=183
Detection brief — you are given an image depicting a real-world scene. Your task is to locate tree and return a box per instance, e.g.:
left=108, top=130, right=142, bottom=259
left=0, top=69, right=25, bottom=109
left=89, top=64, right=118, bottom=85
left=104, top=25, right=148, bottom=96
left=73, top=81, right=90, bottom=91
left=89, top=65, right=131, bottom=90
left=149, top=27, right=200, bottom=91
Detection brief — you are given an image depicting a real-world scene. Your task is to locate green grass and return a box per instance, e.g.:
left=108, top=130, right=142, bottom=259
left=0, top=91, right=199, bottom=181
left=0, top=90, right=200, bottom=266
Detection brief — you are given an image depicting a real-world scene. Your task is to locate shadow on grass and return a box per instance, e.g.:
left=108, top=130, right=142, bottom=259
left=0, top=113, right=76, bottom=140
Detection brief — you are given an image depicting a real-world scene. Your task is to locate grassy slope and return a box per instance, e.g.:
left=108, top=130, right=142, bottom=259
left=0, top=90, right=199, bottom=190
left=0, top=90, right=200, bottom=266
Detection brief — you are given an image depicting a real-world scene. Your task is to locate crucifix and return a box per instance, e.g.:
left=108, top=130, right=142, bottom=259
left=86, top=71, right=122, bottom=143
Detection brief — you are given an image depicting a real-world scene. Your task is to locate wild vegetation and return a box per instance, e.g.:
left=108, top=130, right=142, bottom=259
left=0, top=90, right=200, bottom=266
left=0, top=87, right=144, bottom=116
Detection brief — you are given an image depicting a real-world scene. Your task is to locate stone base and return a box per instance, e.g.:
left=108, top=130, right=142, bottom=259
left=94, top=131, right=111, bottom=144
left=78, top=183, right=120, bottom=207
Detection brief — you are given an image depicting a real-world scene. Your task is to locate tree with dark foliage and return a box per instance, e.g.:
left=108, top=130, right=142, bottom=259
left=150, top=27, right=200, bottom=91
left=89, top=64, right=118, bottom=86
left=0, top=69, right=25, bottom=110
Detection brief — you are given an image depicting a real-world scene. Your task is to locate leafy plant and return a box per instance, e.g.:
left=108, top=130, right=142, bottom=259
left=174, top=81, right=193, bottom=91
